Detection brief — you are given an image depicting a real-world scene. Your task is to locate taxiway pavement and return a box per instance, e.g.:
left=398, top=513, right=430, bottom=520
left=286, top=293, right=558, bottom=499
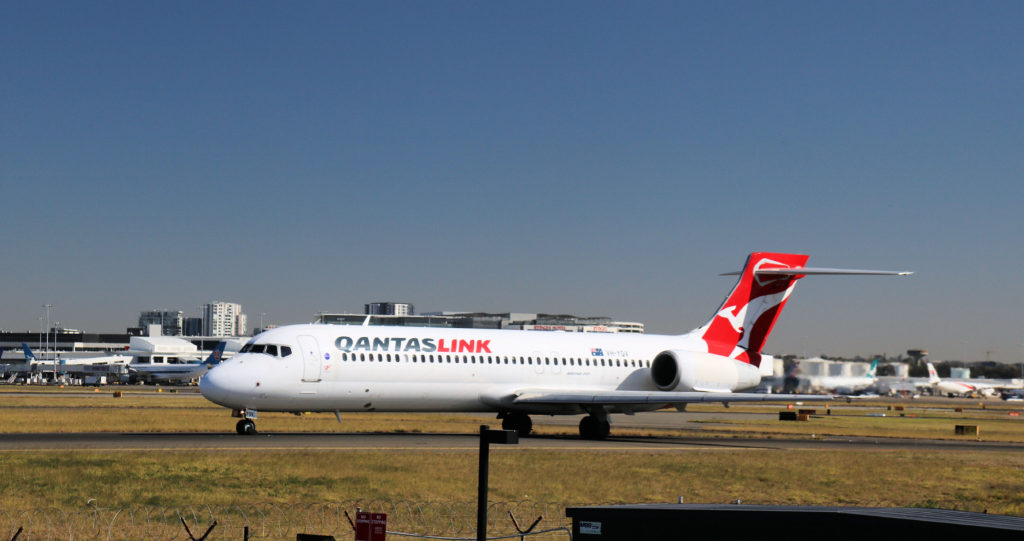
left=1, top=431, right=1019, bottom=453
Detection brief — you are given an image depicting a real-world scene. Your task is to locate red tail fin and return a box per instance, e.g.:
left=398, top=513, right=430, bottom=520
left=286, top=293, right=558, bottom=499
left=698, top=253, right=809, bottom=365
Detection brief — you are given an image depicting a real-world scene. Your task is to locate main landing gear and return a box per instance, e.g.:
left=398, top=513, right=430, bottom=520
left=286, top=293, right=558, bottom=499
left=500, top=412, right=533, bottom=436
left=578, top=411, right=611, bottom=440
left=500, top=410, right=612, bottom=439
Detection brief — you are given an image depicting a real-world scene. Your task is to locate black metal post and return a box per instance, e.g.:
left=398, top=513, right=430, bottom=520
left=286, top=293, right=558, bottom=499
left=476, top=424, right=518, bottom=541
left=477, top=424, right=490, bottom=541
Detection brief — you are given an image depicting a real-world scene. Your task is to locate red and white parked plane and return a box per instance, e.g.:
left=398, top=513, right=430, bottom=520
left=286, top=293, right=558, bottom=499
left=925, top=362, right=1022, bottom=397
left=200, top=252, right=911, bottom=438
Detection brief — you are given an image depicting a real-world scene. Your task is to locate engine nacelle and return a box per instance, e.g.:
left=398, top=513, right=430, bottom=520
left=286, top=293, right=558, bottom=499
left=650, top=350, right=761, bottom=392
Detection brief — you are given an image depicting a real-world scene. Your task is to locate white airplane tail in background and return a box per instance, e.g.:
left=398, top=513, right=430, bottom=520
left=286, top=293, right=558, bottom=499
left=927, top=362, right=941, bottom=384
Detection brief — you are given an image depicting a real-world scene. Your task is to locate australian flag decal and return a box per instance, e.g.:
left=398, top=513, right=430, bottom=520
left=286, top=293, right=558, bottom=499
left=590, top=348, right=604, bottom=356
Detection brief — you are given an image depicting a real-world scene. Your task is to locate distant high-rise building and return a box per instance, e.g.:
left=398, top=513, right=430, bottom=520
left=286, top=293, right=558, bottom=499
left=138, top=310, right=183, bottom=336
left=202, top=302, right=247, bottom=337
left=365, top=302, right=414, bottom=316
left=182, top=317, right=203, bottom=336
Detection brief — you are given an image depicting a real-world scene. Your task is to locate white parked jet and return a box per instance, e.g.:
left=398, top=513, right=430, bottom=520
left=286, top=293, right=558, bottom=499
left=200, top=252, right=912, bottom=438
left=22, top=343, right=132, bottom=369
left=925, top=362, right=1022, bottom=397
left=129, top=341, right=228, bottom=383
left=801, top=358, right=880, bottom=395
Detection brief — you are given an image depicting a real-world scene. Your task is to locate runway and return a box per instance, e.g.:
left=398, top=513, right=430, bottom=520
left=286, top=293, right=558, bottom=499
left=1, top=396, right=1019, bottom=452
left=1, top=431, right=1020, bottom=452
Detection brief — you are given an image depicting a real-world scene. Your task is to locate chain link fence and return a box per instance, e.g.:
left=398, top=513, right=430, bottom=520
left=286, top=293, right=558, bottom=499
left=1, top=500, right=572, bottom=540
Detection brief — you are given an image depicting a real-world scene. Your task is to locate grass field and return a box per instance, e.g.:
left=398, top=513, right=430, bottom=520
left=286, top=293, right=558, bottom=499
left=2, top=449, right=1022, bottom=514
left=1, top=387, right=1022, bottom=523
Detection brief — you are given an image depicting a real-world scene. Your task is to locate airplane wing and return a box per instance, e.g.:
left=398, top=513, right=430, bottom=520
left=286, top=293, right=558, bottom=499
left=511, top=389, right=832, bottom=406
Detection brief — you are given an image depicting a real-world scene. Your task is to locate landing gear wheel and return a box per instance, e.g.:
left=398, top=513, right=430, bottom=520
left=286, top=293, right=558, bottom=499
left=501, top=412, right=533, bottom=436
left=579, top=415, right=610, bottom=440
left=236, top=419, right=257, bottom=435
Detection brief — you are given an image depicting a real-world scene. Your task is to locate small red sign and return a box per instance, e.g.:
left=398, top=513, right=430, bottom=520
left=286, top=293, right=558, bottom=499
left=355, top=511, right=387, bottom=541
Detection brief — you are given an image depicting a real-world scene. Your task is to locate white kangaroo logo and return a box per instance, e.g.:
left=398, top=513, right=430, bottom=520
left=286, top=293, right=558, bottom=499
left=716, top=305, right=747, bottom=333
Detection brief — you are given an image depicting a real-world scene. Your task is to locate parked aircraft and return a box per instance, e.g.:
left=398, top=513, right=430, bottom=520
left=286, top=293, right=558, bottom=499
left=128, top=341, right=228, bottom=383
left=22, top=343, right=131, bottom=369
left=200, top=252, right=912, bottom=437
left=0, top=345, right=36, bottom=378
left=802, top=358, right=880, bottom=395
left=925, top=362, right=1023, bottom=397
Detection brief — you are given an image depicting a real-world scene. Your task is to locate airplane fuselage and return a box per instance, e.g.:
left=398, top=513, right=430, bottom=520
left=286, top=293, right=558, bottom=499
left=200, top=323, right=758, bottom=414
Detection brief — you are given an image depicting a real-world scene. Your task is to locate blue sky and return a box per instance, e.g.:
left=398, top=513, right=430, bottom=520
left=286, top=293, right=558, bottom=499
left=2, top=2, right=1021, bottom=362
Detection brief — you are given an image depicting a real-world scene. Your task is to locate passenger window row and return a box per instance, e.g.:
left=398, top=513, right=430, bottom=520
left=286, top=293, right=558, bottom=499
left=338, top=352, right=651, bottom=368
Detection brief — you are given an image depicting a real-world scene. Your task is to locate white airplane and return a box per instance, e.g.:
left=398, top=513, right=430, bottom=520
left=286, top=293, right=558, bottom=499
left=129, top=342, right=228, bottom=383
left=200, top=252, right=912, bottom=437
left=801, top=358, right=880, bottom=395
left=925, top=362, right=1022, bottom=397
left=21, top=343, right=132, bottom=369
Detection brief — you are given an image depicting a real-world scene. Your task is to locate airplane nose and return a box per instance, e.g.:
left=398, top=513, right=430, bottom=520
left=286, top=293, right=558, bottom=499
left=200, top=363, right=238, bottom=407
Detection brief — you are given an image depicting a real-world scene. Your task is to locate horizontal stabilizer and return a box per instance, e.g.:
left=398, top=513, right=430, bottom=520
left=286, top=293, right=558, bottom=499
left=761, top=268, right=913, bottom=276
left=722, top=267, right=913, bottom=276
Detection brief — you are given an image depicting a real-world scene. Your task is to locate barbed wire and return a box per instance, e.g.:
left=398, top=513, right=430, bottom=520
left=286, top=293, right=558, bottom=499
left=0, top=500, right=573, bottom=541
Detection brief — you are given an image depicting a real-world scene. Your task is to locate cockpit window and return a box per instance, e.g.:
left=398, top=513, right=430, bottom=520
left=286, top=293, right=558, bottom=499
left=241, top=343, right=292, bottom=358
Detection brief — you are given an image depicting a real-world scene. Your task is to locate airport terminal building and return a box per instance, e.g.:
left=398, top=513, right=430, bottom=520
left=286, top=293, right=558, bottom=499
left=315, top=310, right=645, bottom=333
left=1, top=304, right=644, bottom=363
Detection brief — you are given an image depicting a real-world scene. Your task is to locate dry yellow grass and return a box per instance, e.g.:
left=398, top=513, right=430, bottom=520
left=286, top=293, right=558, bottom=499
left=1, top=449, right=1021, bottom=516
left=0, top=387, right=1022, bottom=540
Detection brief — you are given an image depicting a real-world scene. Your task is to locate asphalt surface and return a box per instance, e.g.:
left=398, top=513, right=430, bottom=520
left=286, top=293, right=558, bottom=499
left=1, top=430, right=1020, bottom=452
left=1, top=392, right=1020, bottom=452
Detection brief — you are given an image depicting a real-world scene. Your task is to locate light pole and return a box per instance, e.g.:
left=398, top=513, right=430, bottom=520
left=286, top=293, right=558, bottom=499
left=43, top=304, right=53, bottom=382
left=43, top=304, right=52, bottom=359
left=477, top=425, right=518, bottom=541
left=52, top=321, right=60, bottom=379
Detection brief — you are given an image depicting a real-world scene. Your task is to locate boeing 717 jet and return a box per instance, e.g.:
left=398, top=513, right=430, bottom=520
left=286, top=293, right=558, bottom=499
left=200, top=252, right=911, bottom=438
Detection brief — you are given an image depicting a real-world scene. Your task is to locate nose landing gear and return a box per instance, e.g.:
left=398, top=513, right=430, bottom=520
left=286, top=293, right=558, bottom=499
left=236, top=419, right=257, bottom=435
left=233, top=409, right=259, bottom=435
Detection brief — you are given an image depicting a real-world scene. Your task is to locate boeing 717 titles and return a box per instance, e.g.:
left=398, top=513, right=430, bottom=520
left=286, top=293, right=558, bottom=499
left=200, top=252, right=912, bottom=438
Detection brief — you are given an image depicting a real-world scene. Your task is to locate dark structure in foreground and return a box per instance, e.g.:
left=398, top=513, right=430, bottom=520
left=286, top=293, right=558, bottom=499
left=566, top=504, right=1024, bottom=539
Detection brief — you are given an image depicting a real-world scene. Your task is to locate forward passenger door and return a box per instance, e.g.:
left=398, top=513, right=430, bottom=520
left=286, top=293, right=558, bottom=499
left=298, top=335, right=322, bottom=382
